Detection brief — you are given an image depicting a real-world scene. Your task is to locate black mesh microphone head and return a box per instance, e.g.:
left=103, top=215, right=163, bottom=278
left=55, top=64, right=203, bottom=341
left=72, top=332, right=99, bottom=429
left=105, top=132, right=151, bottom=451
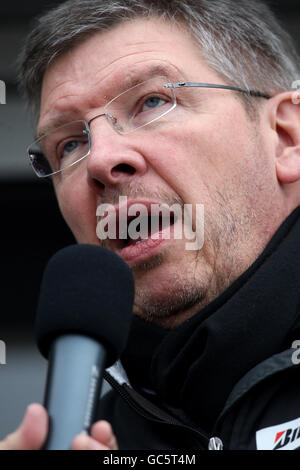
left=35, top=244, right=134, bottom=367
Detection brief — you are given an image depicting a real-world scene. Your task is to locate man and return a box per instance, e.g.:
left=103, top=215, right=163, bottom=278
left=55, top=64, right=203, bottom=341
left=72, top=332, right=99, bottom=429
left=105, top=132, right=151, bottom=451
left=1, top=0, right=300, bottom=450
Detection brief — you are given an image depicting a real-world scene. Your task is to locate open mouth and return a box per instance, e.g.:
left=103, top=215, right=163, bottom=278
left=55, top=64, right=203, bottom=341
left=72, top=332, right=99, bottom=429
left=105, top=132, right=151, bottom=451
left=96, top=199, right=180, bottom=263
left=117, top=212, right=176, bottom=249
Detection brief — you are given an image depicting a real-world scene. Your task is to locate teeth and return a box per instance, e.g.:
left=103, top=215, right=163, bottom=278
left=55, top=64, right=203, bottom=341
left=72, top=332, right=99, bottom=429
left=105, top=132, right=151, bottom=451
left=134, top=239, right=147, bottom=245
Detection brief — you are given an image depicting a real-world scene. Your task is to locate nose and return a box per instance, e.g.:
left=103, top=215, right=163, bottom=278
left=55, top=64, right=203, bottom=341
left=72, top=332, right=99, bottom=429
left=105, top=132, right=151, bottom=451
left=86, top=117, right=148, bottom=194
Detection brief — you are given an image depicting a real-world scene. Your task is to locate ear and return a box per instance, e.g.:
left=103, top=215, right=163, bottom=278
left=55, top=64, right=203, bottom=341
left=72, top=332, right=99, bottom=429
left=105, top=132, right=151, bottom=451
left=272, top=92, right=300, bottom=184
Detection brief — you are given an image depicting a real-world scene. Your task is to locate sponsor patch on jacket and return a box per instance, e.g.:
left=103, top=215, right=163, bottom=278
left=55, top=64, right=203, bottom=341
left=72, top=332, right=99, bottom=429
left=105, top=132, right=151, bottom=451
left=256, top=417, right=300, bottom=450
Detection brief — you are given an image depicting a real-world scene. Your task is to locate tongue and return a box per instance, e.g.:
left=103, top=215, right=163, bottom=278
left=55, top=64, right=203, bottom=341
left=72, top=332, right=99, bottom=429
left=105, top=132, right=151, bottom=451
left=125, top=214, right=175, bottom=246
left=126, top=237, right=144, bottom=247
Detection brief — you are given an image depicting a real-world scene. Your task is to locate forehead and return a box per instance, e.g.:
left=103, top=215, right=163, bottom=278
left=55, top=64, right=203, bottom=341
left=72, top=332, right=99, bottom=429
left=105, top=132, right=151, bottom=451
left=39, top=17, right=218, bottom=127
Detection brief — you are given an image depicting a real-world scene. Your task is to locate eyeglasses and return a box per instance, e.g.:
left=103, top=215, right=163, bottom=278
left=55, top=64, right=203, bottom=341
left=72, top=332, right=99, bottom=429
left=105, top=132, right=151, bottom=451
left=27, top=76, right=270, bottom=178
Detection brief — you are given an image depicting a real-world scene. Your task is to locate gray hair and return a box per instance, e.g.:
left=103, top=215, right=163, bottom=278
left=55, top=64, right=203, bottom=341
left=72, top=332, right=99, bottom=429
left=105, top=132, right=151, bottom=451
left=18, top=0, right=300, bottom=122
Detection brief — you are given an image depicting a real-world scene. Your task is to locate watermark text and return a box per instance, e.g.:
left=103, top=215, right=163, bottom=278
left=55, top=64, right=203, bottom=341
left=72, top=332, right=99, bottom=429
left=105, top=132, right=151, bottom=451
left=96, top=196, right=204, bottom=251
left=0, top=340, right=6, bottom=364
left=291, top=340, right=300, bottom=365
left=0, top=80, right=6, bottom=104
left=292, top=80, right=300, bottom=105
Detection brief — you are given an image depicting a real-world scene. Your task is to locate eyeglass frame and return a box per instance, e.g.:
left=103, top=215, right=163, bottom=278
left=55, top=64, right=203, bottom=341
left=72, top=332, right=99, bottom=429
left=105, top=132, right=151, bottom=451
left=27, top=81, right=270, bottom=178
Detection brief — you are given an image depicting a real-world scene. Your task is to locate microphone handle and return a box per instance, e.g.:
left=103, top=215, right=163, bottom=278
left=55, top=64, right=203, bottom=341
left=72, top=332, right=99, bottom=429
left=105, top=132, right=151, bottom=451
left=43, top=334, right=107, bottom=450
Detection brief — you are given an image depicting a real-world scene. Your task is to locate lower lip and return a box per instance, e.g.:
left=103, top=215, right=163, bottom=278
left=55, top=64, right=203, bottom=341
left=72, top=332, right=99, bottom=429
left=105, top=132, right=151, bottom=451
left=117, top=227, right=174, bottom=264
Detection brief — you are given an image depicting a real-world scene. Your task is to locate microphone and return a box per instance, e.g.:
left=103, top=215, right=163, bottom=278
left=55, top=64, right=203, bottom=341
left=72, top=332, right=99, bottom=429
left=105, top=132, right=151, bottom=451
left=35, top=244, right=134, bottom=450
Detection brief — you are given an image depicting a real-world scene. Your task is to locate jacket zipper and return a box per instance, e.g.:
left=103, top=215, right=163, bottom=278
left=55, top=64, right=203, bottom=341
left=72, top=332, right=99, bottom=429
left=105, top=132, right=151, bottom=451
left=103, top=371, right=218, bottom=450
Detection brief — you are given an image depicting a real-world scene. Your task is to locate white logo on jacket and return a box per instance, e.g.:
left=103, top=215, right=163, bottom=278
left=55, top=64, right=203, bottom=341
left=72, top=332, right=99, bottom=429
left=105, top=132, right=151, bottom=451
left=256, top=417, right=300, bottom=450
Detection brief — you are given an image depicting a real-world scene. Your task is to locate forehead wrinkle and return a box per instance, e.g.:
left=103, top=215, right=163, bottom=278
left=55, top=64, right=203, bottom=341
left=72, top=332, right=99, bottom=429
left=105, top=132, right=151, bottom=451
left=40, top=81, right=78, bottom=120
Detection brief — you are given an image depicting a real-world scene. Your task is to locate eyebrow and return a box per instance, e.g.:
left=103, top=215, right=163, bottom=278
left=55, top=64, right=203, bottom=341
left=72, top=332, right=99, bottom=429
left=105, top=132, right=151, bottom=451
left=36, top=63, right=184, bottom=139
left=117, top=64, right=184, bottom=93
left=36, top=114, right=79, bottom=140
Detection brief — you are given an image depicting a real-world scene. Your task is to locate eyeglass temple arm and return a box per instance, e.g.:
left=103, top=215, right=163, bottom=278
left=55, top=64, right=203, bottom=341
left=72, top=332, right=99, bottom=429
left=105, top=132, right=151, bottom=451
left=165, top=82, right=270, bottom=99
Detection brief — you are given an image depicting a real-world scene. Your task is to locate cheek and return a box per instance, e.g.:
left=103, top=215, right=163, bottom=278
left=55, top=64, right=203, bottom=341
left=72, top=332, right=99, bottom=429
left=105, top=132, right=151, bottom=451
left=147, top=124, right=230, bottom=202
left=54, top=175, right=98, bottom=243
left=147, top=115, right=256, bottom=211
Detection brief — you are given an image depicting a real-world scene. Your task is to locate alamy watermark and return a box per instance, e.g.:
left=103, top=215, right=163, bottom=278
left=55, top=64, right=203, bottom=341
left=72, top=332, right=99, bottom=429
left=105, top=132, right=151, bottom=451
left=0, top=80, right=6, bottom=104
left=96, top=196, right=204, bottom=251
left=291, top=340, right=300, bottom=365
left=0, top=340, right=6, bottom=364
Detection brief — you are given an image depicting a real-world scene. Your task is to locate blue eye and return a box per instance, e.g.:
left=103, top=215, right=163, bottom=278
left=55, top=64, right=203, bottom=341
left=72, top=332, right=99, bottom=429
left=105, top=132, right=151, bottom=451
left=141, top=96, right=167, bottom=112
left=62, top=140, right=79, bottom=157
left=59, top=138, right=89, bottom=160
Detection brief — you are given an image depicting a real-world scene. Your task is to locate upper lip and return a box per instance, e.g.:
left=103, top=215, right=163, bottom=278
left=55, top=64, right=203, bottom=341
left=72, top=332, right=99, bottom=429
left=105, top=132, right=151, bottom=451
left=97, top=199, right=174, bottom=251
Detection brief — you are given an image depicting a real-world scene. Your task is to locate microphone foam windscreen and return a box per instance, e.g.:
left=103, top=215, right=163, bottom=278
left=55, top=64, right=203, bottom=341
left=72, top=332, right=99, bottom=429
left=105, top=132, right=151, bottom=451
left=35, top=244, right=134, bottom=367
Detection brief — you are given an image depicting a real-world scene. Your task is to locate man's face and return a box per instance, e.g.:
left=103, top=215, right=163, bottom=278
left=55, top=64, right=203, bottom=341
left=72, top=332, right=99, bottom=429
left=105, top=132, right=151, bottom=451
left=39, top=18, right=285, bottom=327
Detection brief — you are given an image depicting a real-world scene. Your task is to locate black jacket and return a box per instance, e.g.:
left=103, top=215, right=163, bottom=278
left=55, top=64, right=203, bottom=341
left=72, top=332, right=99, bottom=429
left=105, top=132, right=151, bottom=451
left=96, top=207, right=300, bottom=450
